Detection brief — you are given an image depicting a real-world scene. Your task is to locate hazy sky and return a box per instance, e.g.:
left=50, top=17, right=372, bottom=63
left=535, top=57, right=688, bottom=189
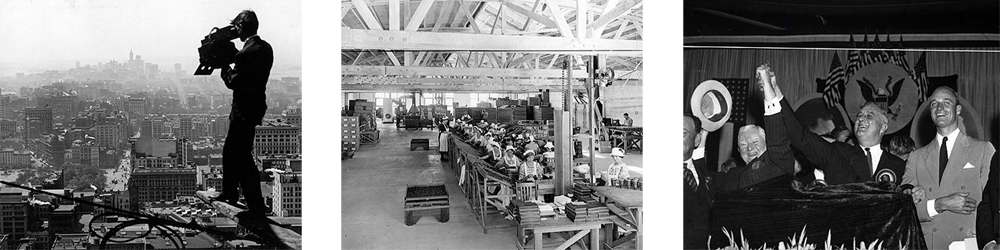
left=0, top=0, right=301, bottom=73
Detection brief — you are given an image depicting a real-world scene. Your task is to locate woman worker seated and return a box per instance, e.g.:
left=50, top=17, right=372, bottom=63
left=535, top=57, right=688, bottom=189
left=480, top=141, right=503, bottom=163
left=602, top=147, right=631, bottom=186
left=519, top=150, right=544, bottom=181
left=501, top=145, right=521, bottom=168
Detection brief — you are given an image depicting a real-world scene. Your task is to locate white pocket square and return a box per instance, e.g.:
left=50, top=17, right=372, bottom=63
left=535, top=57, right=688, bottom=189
left=962, top=162, right=976, bottom=169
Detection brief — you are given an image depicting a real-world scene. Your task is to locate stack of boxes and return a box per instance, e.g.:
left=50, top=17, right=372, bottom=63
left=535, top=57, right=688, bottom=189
left=571, top=184, right=595, bottom=202
left=497, top=108, right=513, bottom=122
left=533, top=106, right=554, bottom=120
left=565, top=202, right=585, bottom=222
left=512, top=106, right=529, bottom=121
left=588, top=201, right=611, bottom=222
left=527, top=96, right=542, bottom=106
left=342, top=116, right=359, bottom=155
left=566, top=201, right=611, bottom=223
left=513, top=200, right=541, bottom=226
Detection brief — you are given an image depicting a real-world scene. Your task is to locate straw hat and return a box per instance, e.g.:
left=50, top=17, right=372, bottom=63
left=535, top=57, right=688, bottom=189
left=690, top=80, right=733, bottom=132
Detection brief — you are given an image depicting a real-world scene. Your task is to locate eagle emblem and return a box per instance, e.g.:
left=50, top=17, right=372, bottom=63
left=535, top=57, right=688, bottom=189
left=844, top=63, right=919, bottom=135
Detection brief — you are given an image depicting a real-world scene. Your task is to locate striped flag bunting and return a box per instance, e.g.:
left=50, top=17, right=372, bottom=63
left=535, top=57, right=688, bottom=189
left=822, top=52, right=846, bottom=109
left=913, top=52, right=929, bottom=105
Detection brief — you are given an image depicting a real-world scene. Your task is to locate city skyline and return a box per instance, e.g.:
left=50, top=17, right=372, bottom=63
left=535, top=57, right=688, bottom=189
left=0, top=0, right=302, bottom=77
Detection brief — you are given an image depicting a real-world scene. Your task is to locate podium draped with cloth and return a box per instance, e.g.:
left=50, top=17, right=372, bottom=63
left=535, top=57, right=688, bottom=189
left=708, top=175, right=927, bottom=249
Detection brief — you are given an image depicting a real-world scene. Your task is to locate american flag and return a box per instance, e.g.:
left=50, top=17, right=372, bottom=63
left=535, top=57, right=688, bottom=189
left=860, top=34, right=871, bottom=67
left=846, top=36, right=861, bottom=78
left=822, top=52, right=846, bottom=109
left=913, top=52, right=929, bottom=104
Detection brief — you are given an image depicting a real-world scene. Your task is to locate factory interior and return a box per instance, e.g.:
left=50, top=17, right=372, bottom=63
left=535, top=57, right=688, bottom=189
left=340, top=0, right=643, bottom=249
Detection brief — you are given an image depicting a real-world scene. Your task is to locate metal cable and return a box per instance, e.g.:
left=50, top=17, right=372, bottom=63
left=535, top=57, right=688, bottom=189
left=0, top=180, right=250, bottom=249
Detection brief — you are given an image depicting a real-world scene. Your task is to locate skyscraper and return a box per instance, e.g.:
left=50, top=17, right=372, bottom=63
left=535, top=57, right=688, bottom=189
left=179, top=116, right=192, bottom=139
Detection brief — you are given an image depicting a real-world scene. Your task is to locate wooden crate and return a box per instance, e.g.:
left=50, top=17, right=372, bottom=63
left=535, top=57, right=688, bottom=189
left=404, top=185, right=450, bottom=226
left=360, top=131, right=380, bottom=144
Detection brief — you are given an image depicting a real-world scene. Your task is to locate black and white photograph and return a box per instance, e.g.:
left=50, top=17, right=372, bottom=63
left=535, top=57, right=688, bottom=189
left=683, top=1, right=999, bottom=249
left=340, top=0, right=643, bottom=249
left=0, top=1, right=302, bottom=249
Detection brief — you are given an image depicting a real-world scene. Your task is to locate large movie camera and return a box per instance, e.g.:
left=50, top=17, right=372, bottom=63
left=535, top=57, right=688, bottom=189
left=194, top=25, right=239, bottom=75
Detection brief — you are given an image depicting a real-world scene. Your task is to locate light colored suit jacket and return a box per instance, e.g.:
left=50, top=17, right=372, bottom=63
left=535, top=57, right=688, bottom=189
left=903, top=131, right=995, bottom=250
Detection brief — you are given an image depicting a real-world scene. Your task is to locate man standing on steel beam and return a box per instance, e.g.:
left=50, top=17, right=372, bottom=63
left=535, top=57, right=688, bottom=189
left=213, top=10, right=274, bottom=217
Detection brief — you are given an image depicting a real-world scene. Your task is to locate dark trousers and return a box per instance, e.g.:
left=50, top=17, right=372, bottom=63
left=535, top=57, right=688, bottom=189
left=222, top=105, right=267, bottom=212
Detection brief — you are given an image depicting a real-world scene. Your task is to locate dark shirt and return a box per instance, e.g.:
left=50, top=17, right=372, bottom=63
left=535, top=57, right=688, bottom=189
left=223, top=35, right=273, bottom=109
left=712, top=106, right=795, bottom=193
left=777, top=98, right=905, bottom=185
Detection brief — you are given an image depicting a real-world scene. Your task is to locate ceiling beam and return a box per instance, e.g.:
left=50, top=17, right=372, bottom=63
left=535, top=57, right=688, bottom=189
left=501, top=1, right=557, bottom=29
left=352, top=0, right=402, bottom=66
left=341, top=3, right=355, bottom=19
left=389, top=0, right=400, bottom=30
left=587, top=0, right=641, bottom=31
left=592, top=0, right=619, bottom=37
left=576, top=0, right=587, bottom=38
left=520, top=0, right=545, bottom=31
left=405, top=0, right=436, bottom=31
left=506, top=54, right=540, bottom=68
left=341, top=28, right=643, bottom=54
left=342, top=65, right=643, bottom=79
left=544, top=0, right=575, bottom=38
left=457, top=0, right=483, bottom=33
left=612, top=19, right=630, bottom=39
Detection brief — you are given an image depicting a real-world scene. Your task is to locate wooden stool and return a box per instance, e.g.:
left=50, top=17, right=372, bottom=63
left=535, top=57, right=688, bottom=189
left=404, top=185, right=450, bottom=226
left=410, top=139, right=430, bottom=151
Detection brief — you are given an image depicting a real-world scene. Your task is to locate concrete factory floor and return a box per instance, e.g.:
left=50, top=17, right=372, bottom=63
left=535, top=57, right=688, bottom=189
left=341, top=122, right=643, bottom=249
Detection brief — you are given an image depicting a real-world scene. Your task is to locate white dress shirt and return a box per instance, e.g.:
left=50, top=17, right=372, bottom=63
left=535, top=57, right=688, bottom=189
left=864, top=144, right=884, bottom=176
left=928, top=128, right=961, bottom=218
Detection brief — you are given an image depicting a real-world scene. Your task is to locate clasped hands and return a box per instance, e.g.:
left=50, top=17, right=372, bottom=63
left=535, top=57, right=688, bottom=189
left=756, top=63, right=783, bottom=102
left=904, top=186, right=978, bottom=215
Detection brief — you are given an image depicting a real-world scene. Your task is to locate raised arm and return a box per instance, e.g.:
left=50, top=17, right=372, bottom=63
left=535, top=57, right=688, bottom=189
left=777, top=98, right=847, bottom=171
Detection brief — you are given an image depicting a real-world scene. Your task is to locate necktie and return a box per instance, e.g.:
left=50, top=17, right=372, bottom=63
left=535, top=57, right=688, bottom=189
left=939, top=137, right=949, bottom=183
left=865, top=148, right=873, bottom=174
left=684, top=163, right=697, bottom=191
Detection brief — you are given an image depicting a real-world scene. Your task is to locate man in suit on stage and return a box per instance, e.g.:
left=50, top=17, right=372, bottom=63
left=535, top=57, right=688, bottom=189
left=977, top=151, right=999, bottom=249
left=684, top=112, right=713, bottom=249
left=213, top=10, right=274, bottom=216
left=766, top=66, right=906, bottom=186
left=902, top=87, right=994, bottom=250
left=711, top=70, right=795, bottom=192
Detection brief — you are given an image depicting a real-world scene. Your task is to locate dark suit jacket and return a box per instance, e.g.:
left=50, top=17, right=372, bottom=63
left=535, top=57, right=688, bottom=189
left=978, top=152, right=999, bottom=248
left=712, top=108, right=795, bottom=193
left=223, top=35, right=273, bottom=112
left=684, top=158, right=713, bottom=249
left=778, top=99, right=906, bottom=185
